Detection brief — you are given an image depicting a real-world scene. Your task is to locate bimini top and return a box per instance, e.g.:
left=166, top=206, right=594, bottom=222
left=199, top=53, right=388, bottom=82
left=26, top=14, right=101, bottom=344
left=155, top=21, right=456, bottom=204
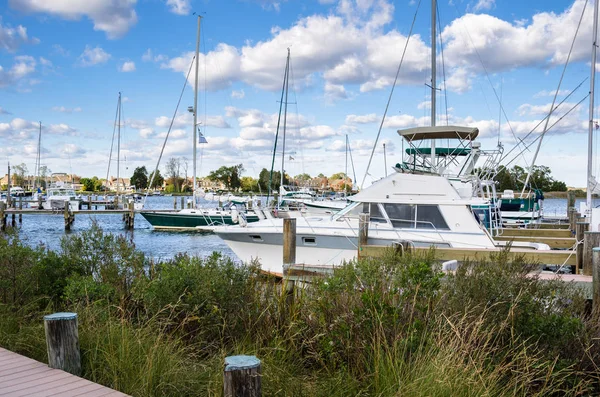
left=398, top=126, right=479, bottom=141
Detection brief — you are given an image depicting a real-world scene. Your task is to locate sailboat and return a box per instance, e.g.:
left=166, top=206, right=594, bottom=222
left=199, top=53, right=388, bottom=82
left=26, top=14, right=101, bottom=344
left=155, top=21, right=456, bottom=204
left=140, top=16, right=260, bottom=231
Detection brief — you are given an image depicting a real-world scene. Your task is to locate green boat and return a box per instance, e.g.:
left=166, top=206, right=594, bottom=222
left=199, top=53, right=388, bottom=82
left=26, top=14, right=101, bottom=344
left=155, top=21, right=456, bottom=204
left=140, top=208, right=261, bottom=230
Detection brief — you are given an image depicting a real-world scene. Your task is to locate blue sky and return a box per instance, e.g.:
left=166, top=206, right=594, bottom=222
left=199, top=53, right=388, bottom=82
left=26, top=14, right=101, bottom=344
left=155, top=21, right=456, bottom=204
left=0, top=0, right=597, bottom=187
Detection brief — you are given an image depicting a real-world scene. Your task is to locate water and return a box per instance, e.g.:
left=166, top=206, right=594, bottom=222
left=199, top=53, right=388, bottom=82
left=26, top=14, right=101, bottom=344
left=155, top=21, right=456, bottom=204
left=543, top=198, right=600, bottom=218
left=12, top=195, right=236, bottom=261
left=9, top=196, right=597, bottom=260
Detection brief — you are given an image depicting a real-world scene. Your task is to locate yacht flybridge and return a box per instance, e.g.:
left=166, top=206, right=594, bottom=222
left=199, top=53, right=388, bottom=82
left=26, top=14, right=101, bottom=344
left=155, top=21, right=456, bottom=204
left=214, top=172, right=549, bottom=275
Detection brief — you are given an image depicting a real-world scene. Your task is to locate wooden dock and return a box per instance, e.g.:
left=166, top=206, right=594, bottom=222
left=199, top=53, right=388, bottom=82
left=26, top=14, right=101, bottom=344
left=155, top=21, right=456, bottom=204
left=0, top=347, right=129, bottom=397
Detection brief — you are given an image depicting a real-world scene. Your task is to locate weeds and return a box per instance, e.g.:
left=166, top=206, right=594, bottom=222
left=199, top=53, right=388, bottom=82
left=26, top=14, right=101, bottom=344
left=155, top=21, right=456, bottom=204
left=0, top=227, right=598, bottom=396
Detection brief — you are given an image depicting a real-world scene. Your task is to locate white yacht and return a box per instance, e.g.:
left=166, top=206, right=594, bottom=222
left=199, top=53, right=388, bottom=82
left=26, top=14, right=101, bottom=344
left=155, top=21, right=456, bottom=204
left=214, top=172, right=547, bottom=275
left=42, top=181, right=81, bottom=211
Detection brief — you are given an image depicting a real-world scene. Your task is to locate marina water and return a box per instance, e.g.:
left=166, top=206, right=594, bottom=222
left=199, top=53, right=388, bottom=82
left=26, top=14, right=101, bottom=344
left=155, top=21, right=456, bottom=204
left=8, top=196, right=599, bottom=261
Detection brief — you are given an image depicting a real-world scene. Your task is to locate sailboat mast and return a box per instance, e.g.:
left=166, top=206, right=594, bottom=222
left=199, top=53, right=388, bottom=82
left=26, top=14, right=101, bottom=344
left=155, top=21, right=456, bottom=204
left=430, top=0, right=437, bottom=170
left=193, top=16, right=201, bottom=197
left=117, top=92, right=121, bottom=196
left=345, top=134, right=348, bottom=192
left=279, top=48, right=291, bottom=200
left=588, top=0, right=599, bottom=219
left=35, top=121, right=41, bottom=190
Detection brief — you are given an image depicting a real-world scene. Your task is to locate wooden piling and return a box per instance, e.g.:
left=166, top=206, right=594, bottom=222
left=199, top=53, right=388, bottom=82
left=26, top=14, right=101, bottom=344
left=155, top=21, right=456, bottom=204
left=43, top=312, right=81, bottom=376
left=126, top=201, right=135, bottom=229
left=223, top=355, right=262, bottom=397
left=283, top=218, right=297, bottom=267
left=63, top=201, right=74, bottom=231
left=594, top=247, right=600, bottom=314
left=358, top=212, right=370, bottom=255
left=37, top=194, right=42, bottom=210
left=576, top=222, right=589, bottom=274
left=567, top=190, right=576, bottom=211
left=568, top=208, right=577, bottom=233
left=173, top=197, right=177, bottom=210
left=180, top=196, right=184, bottom=210
left=18, top=196, right=22, bottom=223
left=583, top=231, right=600, bottom=276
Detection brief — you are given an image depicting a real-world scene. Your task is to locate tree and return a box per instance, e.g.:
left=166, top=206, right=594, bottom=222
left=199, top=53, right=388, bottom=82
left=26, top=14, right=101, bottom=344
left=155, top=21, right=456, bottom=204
left=80, top=176, right=103, bottom=192
left=495, top=165, right=568, bottom=192
left=130, top=166, right=149, bottom=190
left=258, top=168, right=289, bottom=193
left=38, top=166, right=51, bottom=189
left=208, top=164, right=244, bottom=190
left=12, top=163, right=28, bottom=188
left=240, top=176, right=259, bottom=192
left=148, top=169, right=164, bottom=189
left=165, top=157, right=182, bottom=192
left=330, top=172, right=346, bottom=180
left=294, top=173, right=311, bottom=182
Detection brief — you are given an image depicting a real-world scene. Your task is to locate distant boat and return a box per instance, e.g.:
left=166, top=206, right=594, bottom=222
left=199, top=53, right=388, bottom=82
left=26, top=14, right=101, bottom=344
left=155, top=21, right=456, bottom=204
left=42, top=176, right=81, bottom=211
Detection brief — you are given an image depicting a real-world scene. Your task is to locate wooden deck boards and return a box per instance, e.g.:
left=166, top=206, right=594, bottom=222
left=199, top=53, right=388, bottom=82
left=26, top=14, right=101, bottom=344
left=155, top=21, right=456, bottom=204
left=0, top=348, right=129, bottom=397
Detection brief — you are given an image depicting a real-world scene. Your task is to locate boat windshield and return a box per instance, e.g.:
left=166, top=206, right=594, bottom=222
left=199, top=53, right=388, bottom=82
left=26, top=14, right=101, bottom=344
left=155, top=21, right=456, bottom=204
left=49, top=189, right=75, bottom=196
left=332, top=201, right=361, bottom=220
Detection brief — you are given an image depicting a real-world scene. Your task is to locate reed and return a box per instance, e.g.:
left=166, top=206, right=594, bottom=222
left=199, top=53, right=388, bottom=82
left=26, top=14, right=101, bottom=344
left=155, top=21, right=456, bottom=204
left=0, top=227, right=598, bottom=396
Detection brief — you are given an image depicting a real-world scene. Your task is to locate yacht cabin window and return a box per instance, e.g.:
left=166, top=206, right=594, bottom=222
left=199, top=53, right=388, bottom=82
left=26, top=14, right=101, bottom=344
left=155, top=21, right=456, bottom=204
left=362, top=203, right=387, bottom=223
left=382, top=203, right=449, bottom=230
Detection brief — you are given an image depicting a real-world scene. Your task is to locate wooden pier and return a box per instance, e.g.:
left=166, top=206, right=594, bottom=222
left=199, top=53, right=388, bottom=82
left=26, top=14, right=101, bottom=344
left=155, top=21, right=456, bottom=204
left=0, top=347, right=129, bottom=396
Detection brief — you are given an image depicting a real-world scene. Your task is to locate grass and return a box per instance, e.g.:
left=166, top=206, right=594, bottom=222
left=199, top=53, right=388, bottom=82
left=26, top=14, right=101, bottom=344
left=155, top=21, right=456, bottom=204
left=0, top=225, right=598, bottom=396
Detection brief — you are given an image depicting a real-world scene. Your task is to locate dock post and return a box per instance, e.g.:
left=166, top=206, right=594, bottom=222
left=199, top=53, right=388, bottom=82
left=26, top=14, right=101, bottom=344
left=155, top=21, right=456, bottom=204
left=583, top=231, right=600, bottom=276
left=568, top=208, right=577, bottom=233
left=576, top=222, right=589, bottom=274
left=594, top=247, right=600, bottom=314
left=64, top=201, right=74, bottom=231
left=126, top=201, right=135, bottom=229
left=114, top=195, right=119, bottom=210
left=567, top=190, right=576, bottom=212
left=18, top=196, right=22, bottom=223
left=283, top=218, right=297, bottom=303
left=283, top=218, right=297, bottom=267
left=223, top=355, right=262, bottom=397
left=180, top=196, right=184, bottom=210
left=44, top=312, right=81, bottom=376
left=173, top=197, right=177, bottom=209
left=87, top=194, right=92, bottom=210
left=11, top=211, right=15, bottom=227
left=37, top=194, right=42, bottom=210
left=0, top=201, right=5, bottom=231
left=358, top=213, right=370, bottom=256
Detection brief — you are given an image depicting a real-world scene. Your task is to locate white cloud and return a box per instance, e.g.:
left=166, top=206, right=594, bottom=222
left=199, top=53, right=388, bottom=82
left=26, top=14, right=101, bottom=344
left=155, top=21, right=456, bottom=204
left=324, top=82, right=347, bottom=101
left=47, top=123, right=78, bottom=135
left=0, top=19, right=30, bottom=52
left=166, top=0, right=191, bottom=15
left=345, top=113, right=378, bottom=124
left=119, top=60, right=135, bottom=72
left=0, top=56, right=36, bottom=88
left=52, top=106, right=82, bottom=113
left=60, top=143, right=86, bottom=157
left=472, top=0, right=495, bottom=12
left=79, top=45, right=111, bottom=66
left=231, top=89, right=245, bottom=99
left=39, top=56, right=52, bottom=66
left=533, top=89, right=570, bottom=98
left=142, top=48, right=152, bottom=61
left=9, top=0, right=138, bottom=39
left=0, top=107, right=11, bottom=114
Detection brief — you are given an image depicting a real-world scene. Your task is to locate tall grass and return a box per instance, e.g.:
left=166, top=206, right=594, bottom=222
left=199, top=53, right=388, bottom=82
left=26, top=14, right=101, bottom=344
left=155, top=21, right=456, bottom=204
left=0, top=225, right=598, bottom=396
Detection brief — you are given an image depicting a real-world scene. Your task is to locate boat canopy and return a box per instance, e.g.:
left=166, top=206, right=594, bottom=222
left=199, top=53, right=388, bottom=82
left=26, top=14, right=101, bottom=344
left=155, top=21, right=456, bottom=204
left=398, top=126, right=479, bottom=141
left=405, top=147, right=471, bottom=156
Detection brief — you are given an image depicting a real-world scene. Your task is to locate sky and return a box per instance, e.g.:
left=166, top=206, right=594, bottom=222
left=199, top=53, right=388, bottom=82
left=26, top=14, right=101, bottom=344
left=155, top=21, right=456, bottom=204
left=0, top=0, right=598, bottom=188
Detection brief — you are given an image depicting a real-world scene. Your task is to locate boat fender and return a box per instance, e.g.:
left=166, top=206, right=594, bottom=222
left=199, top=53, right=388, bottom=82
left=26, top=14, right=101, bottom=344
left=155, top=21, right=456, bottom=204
left=231, top=206, right=239, bottom=223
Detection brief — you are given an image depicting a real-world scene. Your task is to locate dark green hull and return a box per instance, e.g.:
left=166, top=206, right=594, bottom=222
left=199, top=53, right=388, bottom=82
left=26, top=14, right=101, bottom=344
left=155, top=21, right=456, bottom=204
left=140, top=211, right=260, bottom=230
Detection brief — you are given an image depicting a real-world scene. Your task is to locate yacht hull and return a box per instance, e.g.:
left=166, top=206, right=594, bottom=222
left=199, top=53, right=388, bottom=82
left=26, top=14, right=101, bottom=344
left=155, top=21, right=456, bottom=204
left=140, top=211, right=260, bottom=230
